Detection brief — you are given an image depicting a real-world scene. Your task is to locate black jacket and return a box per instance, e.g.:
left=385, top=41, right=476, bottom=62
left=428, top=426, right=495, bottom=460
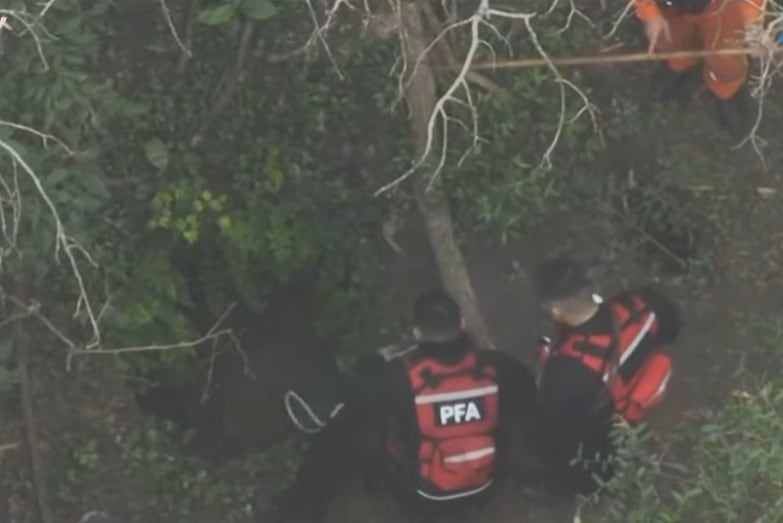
left=536, top=287, right=681, bottom=469
left=347, top=334, right=539, bottom=478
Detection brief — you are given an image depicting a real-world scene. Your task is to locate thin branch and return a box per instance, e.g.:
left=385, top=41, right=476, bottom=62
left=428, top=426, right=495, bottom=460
left=66, top=304, right=253, bottom=385
left=552, top=0, right=596, bottom=36
left=303, top=0, right=361, bottom=79
left=0, top=121, right=73, bottom=155
left=18, top=323, right=55, bottom=523
left=604, top=0, right=634, bottom=40
left=1, top=9, right=53, bottom=71
left=159, top=0, right=192, bottom=59
left=190, top=21, right=257, bottom=146
left=33, top=0, right=60, bottom=26
left=6, top=295, right=78, bottom=351
left=735, top=14, right=783, bottom=166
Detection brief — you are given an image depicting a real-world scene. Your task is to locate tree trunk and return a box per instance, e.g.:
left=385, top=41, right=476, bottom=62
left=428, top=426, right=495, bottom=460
left=400, top=2, right=495, bottom=349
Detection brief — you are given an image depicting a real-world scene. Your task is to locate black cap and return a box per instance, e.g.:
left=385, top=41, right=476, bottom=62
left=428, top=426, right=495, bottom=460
left=532, top=257, right=592, bottom=303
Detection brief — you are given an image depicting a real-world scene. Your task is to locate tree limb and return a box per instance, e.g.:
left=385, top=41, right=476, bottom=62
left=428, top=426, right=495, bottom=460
left=17, top=322, right=55, bottom=523
left=190, top=21, right=257, bottom=147
left=399, top=2, right=495, bottom=350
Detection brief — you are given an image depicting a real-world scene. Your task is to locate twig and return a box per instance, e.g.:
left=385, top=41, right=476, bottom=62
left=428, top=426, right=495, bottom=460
left=17, top=322, right=55, bottom=523
left=0, top=442, right=19, bottom=455
left=6, top=295, right=78, bottom=351
left=159, top=0, right=192, bottom=59
left=604, top=0, right=634, bottom=40
left=596, top=201, right=686, bottom=269
left=1, top=9, right=52, bottom=71
left=200, top=336, right=223, bottom=403
left=303, top=0, right=353, bottom=79
left=66, top=304, right=252, bottom=384
left=190, top=21, right=257, bottom=146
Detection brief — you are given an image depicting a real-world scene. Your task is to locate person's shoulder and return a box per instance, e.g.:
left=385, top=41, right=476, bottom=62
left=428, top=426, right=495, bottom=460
left=614, top=286, right=677, bottom=311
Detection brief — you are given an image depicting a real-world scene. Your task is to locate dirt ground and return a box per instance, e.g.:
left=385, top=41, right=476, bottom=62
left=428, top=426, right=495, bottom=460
left=319, top=69, right=783, bottom=521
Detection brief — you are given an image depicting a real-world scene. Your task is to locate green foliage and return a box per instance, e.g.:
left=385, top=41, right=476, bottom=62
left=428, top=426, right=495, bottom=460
left=198, top=0, right=278, bottom=25
left=583, top=320, right=783, bottom=523
left=120, top=418, right=302, bottom=522
left=592, top=381, right=783, bottom=523
left=675, top=383, right=783, bottom=522
left=579, top=424, right=668, bottom=523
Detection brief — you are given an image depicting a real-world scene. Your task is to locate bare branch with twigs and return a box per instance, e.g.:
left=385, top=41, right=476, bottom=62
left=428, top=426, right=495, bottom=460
left=0, top=8, right=54, bottom=71
left=0, top=127, right=101, bottom=349
left=738, top=8, right=783, bottom=166
left=604, top=0, right=635, bottom=40
left=66, top=303, right=252, bottom=384
left=548, top=0, right=596, bottom=36
left=370, top=0, right=599, bottom=195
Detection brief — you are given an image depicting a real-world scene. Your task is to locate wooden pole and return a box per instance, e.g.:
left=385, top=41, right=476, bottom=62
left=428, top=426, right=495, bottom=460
left=443, top=47, right=780, bottom=71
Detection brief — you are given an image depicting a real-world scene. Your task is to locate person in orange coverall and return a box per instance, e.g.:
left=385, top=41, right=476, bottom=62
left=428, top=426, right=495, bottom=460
left=635, top=0, right=766, bottom=136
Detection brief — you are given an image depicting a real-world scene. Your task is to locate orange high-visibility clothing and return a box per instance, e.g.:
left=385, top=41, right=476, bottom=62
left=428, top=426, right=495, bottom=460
left=634, top=0, right=766, bottom=100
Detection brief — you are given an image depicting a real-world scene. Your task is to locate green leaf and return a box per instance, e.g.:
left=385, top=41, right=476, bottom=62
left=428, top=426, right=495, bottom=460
left=239, top=0, right=278, bottom=21
left=197, top=4, right=237, bottom=25
left=144, top=139, right=169, bottom=170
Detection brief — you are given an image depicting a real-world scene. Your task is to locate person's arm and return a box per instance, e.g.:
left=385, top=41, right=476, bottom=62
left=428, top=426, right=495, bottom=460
left=346, top=358, right=409, bottom=421
left=486, top=351, right=538, bottom=421
left=633, top=0, right=670, bottom=53
left=536, top=357, right=605, bottom=467
left=636, top=287, right=681, bottom=346
left=633, top=0, right=663, bottom=21
left=479, top=350, right=539, bottom=478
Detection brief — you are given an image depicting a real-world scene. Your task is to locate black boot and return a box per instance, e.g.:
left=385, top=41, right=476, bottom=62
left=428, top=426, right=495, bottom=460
left=649, top=63, right=691, bottom=102
left=715, top=87, right=753, bottom=140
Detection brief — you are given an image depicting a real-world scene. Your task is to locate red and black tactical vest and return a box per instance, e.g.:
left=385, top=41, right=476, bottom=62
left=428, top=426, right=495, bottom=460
left=537, top=294, right=672, bottom=423
left=402, top=350, right=500, bottom=500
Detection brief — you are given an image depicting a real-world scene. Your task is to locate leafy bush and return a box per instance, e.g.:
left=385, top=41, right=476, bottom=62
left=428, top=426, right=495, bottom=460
left=582, top=321, right=783, bottom=523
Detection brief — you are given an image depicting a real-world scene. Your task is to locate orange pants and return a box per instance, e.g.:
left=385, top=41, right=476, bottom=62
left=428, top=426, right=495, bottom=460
left=657, top=0, right=749, bottom=100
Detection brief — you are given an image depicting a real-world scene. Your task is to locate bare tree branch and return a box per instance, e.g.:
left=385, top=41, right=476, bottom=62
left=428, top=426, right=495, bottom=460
left=159, top=0, right=193, bottom=59
left=0, top=138, right=101, bottom=348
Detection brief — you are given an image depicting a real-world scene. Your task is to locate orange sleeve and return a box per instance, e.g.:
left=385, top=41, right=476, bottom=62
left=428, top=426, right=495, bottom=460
left=739, top=0, right=765, bottom=23
left=634, top=0, right=663, bottom=21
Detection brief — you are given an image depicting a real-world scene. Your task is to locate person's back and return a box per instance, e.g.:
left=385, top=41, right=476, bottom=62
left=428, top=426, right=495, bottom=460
left=259, top=290, right=538, bottom=522
left=531, top=258, right=681, bottom=495
left=384, top=333, right=536, bottom=514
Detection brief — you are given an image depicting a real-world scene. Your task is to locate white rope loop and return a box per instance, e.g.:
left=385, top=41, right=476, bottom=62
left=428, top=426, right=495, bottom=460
left=284, top=343, right=417, bottom=434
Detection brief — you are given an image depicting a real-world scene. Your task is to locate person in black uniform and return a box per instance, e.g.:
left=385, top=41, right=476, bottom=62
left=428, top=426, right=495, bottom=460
left=257, top=290, right=539, bottom=522
left=532, top=257, right=681, bottom=496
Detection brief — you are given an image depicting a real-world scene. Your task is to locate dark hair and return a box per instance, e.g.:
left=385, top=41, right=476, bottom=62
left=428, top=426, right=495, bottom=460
left=413, top=290, right=462, bottom=342
left=532, top=257, right=592, bottom=304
